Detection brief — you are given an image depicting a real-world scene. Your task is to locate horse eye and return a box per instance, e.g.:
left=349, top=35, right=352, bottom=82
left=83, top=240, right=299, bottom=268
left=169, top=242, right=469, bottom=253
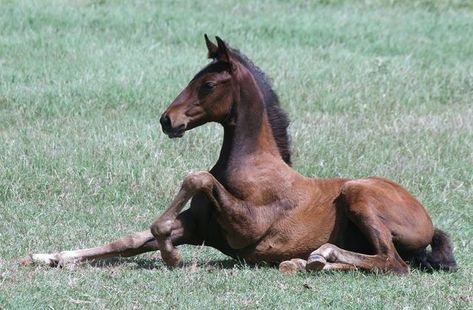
left=201, top=82, right=215, bottom=92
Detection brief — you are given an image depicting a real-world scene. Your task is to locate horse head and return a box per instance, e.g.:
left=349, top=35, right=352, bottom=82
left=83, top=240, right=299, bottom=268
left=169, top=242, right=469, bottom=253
left=160, top=35, right=241, bottom=138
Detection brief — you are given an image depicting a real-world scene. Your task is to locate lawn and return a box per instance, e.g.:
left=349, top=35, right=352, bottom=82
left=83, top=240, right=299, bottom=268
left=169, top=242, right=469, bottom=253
left=1, top=0, right=472, bottom=308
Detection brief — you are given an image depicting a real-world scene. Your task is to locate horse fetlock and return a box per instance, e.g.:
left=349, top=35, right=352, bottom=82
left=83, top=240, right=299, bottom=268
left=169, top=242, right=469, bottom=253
left=315, top=243, right=338, bottom=262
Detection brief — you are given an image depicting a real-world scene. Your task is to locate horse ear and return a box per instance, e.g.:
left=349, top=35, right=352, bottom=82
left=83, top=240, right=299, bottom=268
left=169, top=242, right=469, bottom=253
left=204, top=34, right=218, bottom=59
left=215, top=36, right=235, bottom=70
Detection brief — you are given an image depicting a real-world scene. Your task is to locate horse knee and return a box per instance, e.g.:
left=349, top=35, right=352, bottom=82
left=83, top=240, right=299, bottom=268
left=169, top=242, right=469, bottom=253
left=182, top=171, right=213, bottom=191
left=150, top=219, right=173, bottom=239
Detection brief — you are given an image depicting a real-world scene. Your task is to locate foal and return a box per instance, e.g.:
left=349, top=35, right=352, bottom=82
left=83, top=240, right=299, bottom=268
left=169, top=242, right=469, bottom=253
left=25, top=36, right=457, bottom=274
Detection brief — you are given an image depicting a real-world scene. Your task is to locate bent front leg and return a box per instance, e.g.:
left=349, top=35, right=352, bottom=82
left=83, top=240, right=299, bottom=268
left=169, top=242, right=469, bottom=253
left=150, top=171, right=273, bottom=267
left=150, top=171, right=233, bottom=267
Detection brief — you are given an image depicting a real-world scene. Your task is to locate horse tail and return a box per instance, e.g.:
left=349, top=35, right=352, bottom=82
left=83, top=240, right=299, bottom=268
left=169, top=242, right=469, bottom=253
left=412, top=228, right=457, bottom=272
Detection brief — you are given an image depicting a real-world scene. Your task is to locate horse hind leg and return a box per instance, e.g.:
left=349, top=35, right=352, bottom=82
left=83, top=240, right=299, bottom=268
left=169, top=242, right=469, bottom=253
left=305, top=242, right=408, bottom=274
left=307, top=183, right=410, bottom=275
left=306, top=235, right=410, bottom=275
left=279, top=258, right=356, bottom=274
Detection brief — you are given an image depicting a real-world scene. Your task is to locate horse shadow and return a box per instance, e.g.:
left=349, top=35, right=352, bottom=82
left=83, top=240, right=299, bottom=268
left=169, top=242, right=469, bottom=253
left=88, top=256, right=269, bottom=271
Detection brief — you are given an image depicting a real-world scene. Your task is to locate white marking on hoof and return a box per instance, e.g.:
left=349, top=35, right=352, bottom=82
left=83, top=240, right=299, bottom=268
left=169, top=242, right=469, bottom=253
left=31, top=253, right=60, bottom=267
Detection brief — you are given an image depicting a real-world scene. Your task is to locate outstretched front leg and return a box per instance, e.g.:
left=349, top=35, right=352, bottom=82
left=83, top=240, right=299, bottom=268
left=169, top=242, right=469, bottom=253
left=22, top=211, right=198, bottom=267
left=22, top=230, right=156, bottom=267
left=150, top=171, right=275, bottom=267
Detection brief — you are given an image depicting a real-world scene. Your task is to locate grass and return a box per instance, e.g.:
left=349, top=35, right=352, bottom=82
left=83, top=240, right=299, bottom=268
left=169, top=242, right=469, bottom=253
left=1, top=0, right=472, bottom=308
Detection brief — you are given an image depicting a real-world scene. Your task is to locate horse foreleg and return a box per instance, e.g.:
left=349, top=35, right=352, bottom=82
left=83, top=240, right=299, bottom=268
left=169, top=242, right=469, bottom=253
left=22, top=212, right=197, bottom=267
left=151, top=171, right=256, bottom=267
left=21, top=230, right=156, bottom=267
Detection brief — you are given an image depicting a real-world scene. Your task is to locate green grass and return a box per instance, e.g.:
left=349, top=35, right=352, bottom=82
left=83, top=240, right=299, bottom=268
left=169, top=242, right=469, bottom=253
left=1, top=0, right=472, bottom=308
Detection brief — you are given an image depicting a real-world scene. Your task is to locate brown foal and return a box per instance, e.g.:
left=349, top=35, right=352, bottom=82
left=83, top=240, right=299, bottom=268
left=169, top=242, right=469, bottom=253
left=24, top=36, right=457, bottom=275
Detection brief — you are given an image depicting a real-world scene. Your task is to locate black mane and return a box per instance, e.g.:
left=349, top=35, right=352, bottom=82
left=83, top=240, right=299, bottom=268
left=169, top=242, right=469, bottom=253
left=230, top=48, right=292, bottom=165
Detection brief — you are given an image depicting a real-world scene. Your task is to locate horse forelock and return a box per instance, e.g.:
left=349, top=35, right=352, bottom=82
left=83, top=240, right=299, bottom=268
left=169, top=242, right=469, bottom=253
left=191, top=61, right=230, bottom=82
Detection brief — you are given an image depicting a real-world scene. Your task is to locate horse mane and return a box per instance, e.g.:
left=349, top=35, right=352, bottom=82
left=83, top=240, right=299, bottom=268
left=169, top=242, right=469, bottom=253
left=230, top=48, right=292, bottom=165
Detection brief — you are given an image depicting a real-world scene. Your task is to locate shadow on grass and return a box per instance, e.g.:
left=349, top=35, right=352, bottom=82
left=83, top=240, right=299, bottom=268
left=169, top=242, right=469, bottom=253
left=88, top=257, right=269, bottom=271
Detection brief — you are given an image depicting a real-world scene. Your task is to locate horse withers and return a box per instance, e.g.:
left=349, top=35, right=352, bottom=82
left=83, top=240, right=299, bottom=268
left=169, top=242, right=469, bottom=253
left=24, top=35, right=457, bottom=275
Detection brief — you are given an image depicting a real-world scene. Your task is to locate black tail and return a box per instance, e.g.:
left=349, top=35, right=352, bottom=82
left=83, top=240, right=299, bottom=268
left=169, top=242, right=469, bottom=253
left=412, top=228, right=457, bottom=272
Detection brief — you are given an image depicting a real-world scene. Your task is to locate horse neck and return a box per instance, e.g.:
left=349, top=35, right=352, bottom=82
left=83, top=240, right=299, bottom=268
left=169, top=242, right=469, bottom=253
left=211, top=69, right=281, bottom=176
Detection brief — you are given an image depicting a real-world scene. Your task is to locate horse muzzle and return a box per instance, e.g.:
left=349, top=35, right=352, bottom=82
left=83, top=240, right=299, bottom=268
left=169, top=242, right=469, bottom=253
left=160, top=114, right=186, bottom=138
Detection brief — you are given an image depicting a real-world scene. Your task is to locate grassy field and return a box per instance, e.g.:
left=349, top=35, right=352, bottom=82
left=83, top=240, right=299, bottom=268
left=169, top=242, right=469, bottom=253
left=1, top=0, right=472, bottom=308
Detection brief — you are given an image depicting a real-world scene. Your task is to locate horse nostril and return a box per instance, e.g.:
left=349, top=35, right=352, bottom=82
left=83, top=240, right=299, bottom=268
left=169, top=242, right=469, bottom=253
left=176, top=124, right=186, bottom=132
left=160, top=114, right=171, bottom=129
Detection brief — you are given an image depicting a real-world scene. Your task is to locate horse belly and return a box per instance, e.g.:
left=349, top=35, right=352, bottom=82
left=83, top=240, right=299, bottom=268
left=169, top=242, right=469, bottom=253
left=246, top=206, right=337, bottom=263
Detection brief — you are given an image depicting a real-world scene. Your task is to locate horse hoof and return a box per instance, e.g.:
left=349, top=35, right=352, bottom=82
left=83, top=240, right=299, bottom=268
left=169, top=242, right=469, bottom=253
left=19, top=254, right=33, bottom=266
left=279, top=261, right=298, bottom=274
left=161, top=250, right=182, bottom=268
left=306, top=254, right=326, bottom=272
left=279, top=258, right=307, bottom=274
